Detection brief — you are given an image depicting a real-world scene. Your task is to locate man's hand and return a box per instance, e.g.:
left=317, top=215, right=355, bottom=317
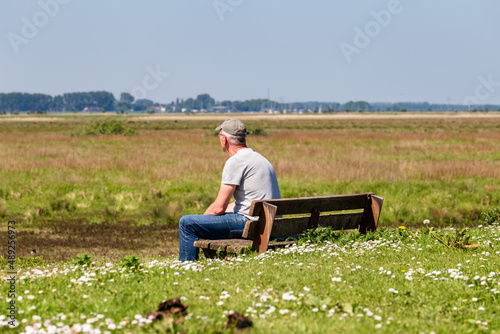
left=203, top=184, right=236, bottom=215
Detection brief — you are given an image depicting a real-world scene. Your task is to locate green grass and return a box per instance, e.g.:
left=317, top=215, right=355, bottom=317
left=1, top=113, right=499, bottom=332
left=1, top=224, right=499, bottom=333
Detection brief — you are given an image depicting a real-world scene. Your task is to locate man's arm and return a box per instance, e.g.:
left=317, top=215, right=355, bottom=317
left=225, top=202, right=235, bottom=213
left=203, top=184, right=237, bottom=215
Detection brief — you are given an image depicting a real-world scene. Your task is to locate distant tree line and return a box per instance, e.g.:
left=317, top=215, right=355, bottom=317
left=1, top=91, right=499, bottom=113
left=0, top=91, right=115, bottom=112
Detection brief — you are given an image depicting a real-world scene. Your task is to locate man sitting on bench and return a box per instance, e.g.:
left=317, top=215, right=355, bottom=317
left=178, top=119, right=281, bottom=261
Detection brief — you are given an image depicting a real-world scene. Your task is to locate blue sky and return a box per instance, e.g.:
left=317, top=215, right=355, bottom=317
left=1, top=0, right=499, bottom=104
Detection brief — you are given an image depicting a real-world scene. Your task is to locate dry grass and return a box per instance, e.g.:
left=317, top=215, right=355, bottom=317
left=2, top=125, right=499, bottom=183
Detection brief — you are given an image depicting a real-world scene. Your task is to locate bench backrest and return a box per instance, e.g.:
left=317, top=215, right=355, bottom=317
left=242, top=193, right=383, bottom=253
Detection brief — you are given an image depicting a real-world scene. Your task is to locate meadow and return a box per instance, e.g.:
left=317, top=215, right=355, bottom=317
left=0, top=113, right=499, bottom=261
left=1, top=224, right=500, bottom=333
left=0, top=113, right=500, bottom=333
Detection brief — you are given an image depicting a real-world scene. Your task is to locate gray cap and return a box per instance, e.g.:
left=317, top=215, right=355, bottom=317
left=215, top=119, right=252, bottom=136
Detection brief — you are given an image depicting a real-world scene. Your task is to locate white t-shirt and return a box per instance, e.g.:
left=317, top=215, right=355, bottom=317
left=221, top=148, right=281, bottom=219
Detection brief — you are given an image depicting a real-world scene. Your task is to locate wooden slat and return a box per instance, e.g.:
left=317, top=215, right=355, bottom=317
left=227, top=240, right=252, bottom=253
left=196, top=239, right=297, bottom=255
left=209, top=240, right=230, bottom=251
left=249, top=193, right=372, bottom=216
left=251, top=202, right=278, bottom=253
left=242, top=220, right=256, bottom=239
left=371, top=195, right=384, bottom=230
left=307, top=207, right=321, bottom=229
left=243, top=212, right=363, bottom=239
left=360, top=195, right=384, bottom=234
left=193, top=240, right=211, bottom=249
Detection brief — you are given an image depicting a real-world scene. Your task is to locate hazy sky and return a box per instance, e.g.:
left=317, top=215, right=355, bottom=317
left=1, top=0, right=499, bottom=104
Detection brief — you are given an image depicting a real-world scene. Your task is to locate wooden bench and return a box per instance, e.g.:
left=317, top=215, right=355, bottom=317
left=194, top=192, right=383, bottom=258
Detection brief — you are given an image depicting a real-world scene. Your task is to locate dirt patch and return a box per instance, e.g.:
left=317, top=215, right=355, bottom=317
left=13, top=218, right=179, bottom=262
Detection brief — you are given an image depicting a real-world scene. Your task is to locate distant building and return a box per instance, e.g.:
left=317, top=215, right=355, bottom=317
left=153, top=106, right=166, bottom=113
left=210, top=106, right=232, bottom=113
left=83, top=106, right=103, bottom=112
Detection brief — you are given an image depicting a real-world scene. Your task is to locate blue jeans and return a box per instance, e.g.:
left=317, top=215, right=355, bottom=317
left=178, top=213, right=248, bottom=261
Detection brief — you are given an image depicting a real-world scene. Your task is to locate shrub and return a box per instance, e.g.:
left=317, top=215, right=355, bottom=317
left=76, top=118, right=135, bottom=136
left=299, top=227, right=389, bottom=246
left=429, top=228, right=474, bottom=249
left=120, top=255, right=141, bottom=270
left=73, top=253, right=93, bottom=266
left=251, top=127, right=267, bottom=136
left=50, top=198, right=76, bottom=212
left=482, top=207, right=500, bottom=225
left=15, top=254, right=48, bottom=268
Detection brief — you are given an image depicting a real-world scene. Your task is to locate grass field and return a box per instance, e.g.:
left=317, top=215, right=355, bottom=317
left=1, top=113, right=500, bottom=333
left=1, top=224, right=499, bottom=333
left=1, top=113, right=499, bottom=261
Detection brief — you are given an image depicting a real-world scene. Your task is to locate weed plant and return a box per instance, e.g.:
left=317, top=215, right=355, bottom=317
left=483, top=208, right=500, bottom=225
left=74, top=117, right=135, bottom=136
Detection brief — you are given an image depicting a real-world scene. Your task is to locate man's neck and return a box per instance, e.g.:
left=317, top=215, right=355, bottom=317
left=227, top=145, right=247, bottom=157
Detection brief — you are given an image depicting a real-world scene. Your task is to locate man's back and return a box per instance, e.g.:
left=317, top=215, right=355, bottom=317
left=222, top=147, right=281, bottom=218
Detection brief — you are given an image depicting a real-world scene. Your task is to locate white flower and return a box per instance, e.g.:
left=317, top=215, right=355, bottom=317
left=282, top=291, right=297, bottom=301
left=423, top=219, right=430, bottom=225
left=216, top=301, right=224, bottom=306
left=303, top=286, right=310, bottom=292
